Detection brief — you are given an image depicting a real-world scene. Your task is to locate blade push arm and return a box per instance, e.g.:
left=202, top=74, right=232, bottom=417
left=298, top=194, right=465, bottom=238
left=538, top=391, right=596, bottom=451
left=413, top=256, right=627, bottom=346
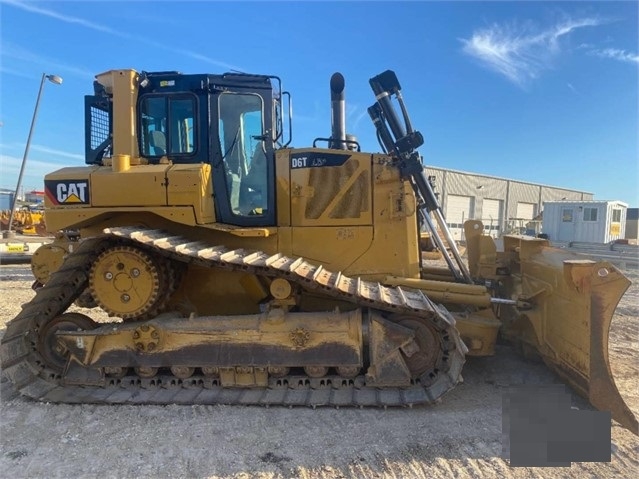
left=368, top=71, right=472, bottom=282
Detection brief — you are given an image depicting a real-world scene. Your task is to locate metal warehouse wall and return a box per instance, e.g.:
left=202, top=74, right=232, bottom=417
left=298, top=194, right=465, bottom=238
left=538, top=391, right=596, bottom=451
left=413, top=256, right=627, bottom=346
left=425, top=166, right=593, bottom=234
left=434, top=169, right=508, bottom=220
left=626, top=208, right=638, bottom=241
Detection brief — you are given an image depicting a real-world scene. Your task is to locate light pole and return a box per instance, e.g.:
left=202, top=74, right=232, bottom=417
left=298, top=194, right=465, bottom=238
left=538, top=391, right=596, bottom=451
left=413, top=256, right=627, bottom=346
left=5, top=73, right=63, bottom=238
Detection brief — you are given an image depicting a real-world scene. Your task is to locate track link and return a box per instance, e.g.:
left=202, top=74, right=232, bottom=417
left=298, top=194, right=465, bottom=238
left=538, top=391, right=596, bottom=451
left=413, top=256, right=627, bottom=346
left=0, top=227, right=466, bottom=407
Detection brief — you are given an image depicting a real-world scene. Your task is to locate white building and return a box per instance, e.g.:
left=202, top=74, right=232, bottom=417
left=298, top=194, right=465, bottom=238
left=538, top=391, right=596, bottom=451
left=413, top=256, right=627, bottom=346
left=541, top=200, right=628, bottom=244
left=425, top=166, right=593, bottom=241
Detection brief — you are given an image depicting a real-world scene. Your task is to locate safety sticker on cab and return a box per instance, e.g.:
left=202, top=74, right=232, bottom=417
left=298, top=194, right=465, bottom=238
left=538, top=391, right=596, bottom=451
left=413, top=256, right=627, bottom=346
left=45, top=180, right=90, bottom=205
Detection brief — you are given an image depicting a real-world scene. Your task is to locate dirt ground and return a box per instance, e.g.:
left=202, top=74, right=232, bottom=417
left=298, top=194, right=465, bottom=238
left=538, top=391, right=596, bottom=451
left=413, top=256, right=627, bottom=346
left=1, top=263, right=637, bottom=479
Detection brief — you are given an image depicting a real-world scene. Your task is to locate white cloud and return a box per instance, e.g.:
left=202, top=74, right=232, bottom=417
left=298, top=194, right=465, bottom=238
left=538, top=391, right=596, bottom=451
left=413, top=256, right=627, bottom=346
left=0, top=144, right=84, bottom=161
left=2, top=43, right=95, bottom=79
left=352, top=110, right=369, bottom=131
left=31, top=145, right=84, bottom=161
left=293, top=100, right=324, bottom=124
left=137, top=42, right=243, bottom=71
left=0, top=153, right=66, bottom=186
left=0, top=147, right=82, bottom=193
left=3, top=0, right=244, bottom=72
left=0, top=67, right=38, bottom=80
left=0, top=143, right=24, bottom=151
left=590, top=48, right=639, bottom=64
left=2, top=0, right=122, bottom=34
left=460, top=17, right=603, bottom=87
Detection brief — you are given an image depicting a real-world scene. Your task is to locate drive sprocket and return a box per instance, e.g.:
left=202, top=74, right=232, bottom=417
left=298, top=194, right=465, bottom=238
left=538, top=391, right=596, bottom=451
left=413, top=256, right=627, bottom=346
left=88, top=244, right=173, bottom=320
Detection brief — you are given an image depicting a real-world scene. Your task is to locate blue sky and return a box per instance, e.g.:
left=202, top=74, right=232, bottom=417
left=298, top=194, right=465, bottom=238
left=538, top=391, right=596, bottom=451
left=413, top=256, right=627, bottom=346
left=1, top=0, right=637, bottom=206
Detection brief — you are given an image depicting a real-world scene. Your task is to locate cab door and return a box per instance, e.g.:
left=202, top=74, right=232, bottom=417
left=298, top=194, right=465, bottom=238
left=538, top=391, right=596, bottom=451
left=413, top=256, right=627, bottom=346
left=210, top=90, right=276, bottom=227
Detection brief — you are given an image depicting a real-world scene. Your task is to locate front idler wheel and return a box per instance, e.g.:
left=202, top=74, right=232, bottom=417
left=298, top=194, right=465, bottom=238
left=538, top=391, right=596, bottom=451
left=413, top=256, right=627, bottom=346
left=38, top=313, right=98, bottom=373
left=396, top=317, right=443, bottom=383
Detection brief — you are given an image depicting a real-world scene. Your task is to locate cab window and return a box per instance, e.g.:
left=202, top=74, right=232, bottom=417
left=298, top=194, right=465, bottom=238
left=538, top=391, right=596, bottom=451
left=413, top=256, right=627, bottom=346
left=140, top=95, right=196, bottom=157
left=218, top=93, right=267, bottom=217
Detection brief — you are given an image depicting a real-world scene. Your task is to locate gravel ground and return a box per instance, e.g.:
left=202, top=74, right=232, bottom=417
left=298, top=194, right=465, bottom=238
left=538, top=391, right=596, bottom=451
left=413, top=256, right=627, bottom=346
left=1, top=263, right=637, bottom=479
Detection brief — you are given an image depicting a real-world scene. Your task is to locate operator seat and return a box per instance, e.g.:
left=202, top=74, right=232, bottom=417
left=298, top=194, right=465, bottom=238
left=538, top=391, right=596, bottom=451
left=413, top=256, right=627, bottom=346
left=149, top=131, right=167, bottom=156
left=239, top=147, right=268, bottom=214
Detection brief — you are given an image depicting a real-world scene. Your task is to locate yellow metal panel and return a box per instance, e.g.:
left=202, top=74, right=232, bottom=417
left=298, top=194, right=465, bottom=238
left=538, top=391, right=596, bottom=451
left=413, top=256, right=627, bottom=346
left=61, top=308, right=363, bottom=370
left=291, top=226, right=373, bottom=273
left=345, top=224, right=419, bottom=279
left=344, top=155, right=420, bottom=279
left=276, top=149, right=419, bottom=278
left=277, top=226, right=293, bottom=257
left=289, top=148, right=372, bottom=227
left=275, top=149, right=291, bottom=226
left=166, top=163, right=215, bottom=224
left=45, top=166, right=100, bottom=179
left=287, top=152, right=420, bottom=280
left=199, top=222, right=276, bottom=238
left=227, top=228, right=273, bottom=237
left=179, top=266, right=264, bottom=315
left=454, top=311, right=501, bottom=356
left=97, top=69, right=140, bottom=159
left=45, top=206, right=198, bottom=232
left=90, top=165, right=169, bottom=207
left=74, top=213, right=279, bottom=253
left=384, top=276, right=492, bottom=306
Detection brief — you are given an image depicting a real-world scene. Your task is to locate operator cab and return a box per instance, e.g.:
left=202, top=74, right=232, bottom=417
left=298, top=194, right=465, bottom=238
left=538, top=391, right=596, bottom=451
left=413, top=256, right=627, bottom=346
left=85, top=70, right=283, bottom=227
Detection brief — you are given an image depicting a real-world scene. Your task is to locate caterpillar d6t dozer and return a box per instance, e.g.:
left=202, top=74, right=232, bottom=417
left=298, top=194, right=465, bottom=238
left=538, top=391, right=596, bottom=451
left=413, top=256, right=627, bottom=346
left=1, top=68, right=635, bottom=434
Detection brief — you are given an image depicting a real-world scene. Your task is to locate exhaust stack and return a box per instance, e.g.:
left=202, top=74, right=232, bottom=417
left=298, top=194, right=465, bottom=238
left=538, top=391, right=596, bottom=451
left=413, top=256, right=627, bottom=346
left=330, top=72, right=347, bottom=149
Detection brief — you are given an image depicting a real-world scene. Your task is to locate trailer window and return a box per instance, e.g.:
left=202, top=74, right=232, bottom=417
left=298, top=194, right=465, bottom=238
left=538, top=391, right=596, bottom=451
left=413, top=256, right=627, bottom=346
left=562, top=209, right=573, bottom=222
left=612, top=209, right=622, bottom=222
left=583, top=208, right=598, bottom=222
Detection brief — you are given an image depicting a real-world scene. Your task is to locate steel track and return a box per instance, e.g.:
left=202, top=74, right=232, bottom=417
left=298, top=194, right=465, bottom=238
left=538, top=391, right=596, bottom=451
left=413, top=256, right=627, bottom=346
left=0, top=227, right=466, bottom=407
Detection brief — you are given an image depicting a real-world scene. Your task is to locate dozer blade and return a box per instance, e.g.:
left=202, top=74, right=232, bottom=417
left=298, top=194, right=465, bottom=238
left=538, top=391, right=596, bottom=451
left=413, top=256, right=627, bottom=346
left=498, top=237, right=637, bottom=434
left=586, top=266, right=638, bottom=433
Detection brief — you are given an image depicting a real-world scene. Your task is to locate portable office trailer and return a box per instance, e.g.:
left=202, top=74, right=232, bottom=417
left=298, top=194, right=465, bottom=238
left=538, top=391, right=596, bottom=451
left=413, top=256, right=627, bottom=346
left=542, top=200, right=628, bottom=244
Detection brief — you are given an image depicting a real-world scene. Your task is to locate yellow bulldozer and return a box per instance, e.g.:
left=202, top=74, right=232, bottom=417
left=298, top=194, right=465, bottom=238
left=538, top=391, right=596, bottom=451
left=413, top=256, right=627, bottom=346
left=0, top=207, right=47, bottom=236
left=1, top=68, right=635, bottom=434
